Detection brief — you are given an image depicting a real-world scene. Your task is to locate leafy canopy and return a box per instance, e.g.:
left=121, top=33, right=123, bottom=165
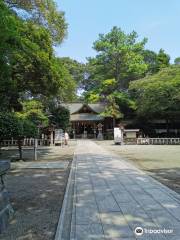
left=85, top=26, right=148, bottom=91
left=130, top=65, right=180, bottom=119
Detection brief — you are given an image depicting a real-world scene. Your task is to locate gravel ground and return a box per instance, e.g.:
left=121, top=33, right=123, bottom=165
left=0, top=142, right=76, bottom=240
left=96, top=140, right=180, bottom=194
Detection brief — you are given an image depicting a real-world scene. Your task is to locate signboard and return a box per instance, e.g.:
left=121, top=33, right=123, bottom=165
left=114, top=128, right=122, bottom=144
left=55, top=129, right=64, bottom=144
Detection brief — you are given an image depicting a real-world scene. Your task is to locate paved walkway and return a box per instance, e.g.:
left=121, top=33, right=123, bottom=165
left=60, top=140, right=180, bottom=240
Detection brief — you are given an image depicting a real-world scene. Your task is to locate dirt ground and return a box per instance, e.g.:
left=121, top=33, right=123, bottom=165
left=0, top=142, right=76, bottom=240
left=96, top=141, right=180, bottom=194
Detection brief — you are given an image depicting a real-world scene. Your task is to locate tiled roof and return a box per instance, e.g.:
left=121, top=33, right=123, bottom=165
left=62, top=103, right=106, bottom=114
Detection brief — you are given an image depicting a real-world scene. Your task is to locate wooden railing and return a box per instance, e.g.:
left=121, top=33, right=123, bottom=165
left=137, top=138, right=180, bottom=145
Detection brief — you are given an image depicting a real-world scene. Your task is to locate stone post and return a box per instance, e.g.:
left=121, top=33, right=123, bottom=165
left=97, top=123, right=103, bottom=140
left=34, top=138, right=38, bottom=161
left=50, top=131, right=54, bottom=146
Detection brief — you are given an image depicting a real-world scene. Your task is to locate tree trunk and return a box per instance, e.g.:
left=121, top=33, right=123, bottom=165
left=17, top=139, right=23, bottom=160
left=113, top=118, right=116, bottom=128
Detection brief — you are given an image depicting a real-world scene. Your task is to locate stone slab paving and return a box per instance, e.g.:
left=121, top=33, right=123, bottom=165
left=59, top=140, right=180, bottom=240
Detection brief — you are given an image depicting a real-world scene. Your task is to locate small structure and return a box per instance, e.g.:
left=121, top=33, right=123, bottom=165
left=114, top=127, right=123, bottom=144
left=124, top=129, right=139, bottom=144
left=54, top=129, right=64, bottom=146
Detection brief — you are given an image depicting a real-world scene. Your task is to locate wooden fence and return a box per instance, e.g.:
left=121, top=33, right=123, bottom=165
left=0, top=139, right=52, bottom=147
left=137, top=138, right=180, bottom=145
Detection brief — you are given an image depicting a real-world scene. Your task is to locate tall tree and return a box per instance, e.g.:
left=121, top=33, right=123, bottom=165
left=157, top=49, right=170, bottom=71
left=0, top=0, right=75, bottom=110
left=58, top=57, right=85, bottom=86
left=142, top=50, right=159, bottom=74
left=174, top=57, right=180, bottom=65
left=0, top=112, right=38, bottom=159
left=85, top=27, right=148, bottom=91
left=4, top=0, right=67, bottom=45
left=129, top=65, right=180, bottom=135
left=100, top=95, right=123, bottom=127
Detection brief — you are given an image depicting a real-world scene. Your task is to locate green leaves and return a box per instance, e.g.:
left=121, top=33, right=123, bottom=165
left=86, top=26, right=148, bottom=91
left=5, top=0, right=67, bottom=45
left=49, top=105, right=70, bottom=130
left=100, top=95, right=123, bottom=119
left=19, top=100, right=49, bottom=127
left=130, top=65, right=180, bottom=119
left=0, top=112, right=37, bottom=140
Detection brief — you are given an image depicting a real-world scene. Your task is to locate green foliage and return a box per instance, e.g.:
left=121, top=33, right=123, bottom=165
left=113, top=91, right=137, bottom=115
left=85, top=78, right=117, bottom=102
left=86, top=26, right=148, bottom=91
left=143, top=50, right=159, bottom=74
left=157, top=49, right=170, bottom=71
left=49, top=105, right=70, bottom=130
left=129, top=65, right=180, bottom=119
left=0, top=1, right=21, bottom=110
left=0, top=0, right=75, bottom=110
left=19, top=100, right=49, bottom=126
left=54, top=58, right=77, bottom=101
left=58, top=57, right=86, bottom=87
left=5, top=0, right=67, bottom=45
left=142, top=49, right=170, bottom=75
left=0, top=112, right=37, bottom=140
left=0, top=112, right=18, bottom=140
left=0, top=111, right=38, bottom=159
left=174, top=57, right=180, bottom=65
left=100, top=95, right=123, bottom=122
left=84, top=91, right=100, bottom=103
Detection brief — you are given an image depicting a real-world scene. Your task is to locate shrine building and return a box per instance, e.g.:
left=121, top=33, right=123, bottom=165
left=62, top=103, right=114, bottom=139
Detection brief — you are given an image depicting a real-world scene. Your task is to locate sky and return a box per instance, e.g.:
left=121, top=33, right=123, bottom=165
left=55, top=0, right=180, bottom=63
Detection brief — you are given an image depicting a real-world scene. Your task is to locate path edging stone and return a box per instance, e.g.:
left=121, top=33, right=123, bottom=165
left=54, top=153, right=76, bottom=240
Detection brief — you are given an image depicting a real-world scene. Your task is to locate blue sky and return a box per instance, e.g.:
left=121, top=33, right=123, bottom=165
left=55, top=0, right=180, bottom=63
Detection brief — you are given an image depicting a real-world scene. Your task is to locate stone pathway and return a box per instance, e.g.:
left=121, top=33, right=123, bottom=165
left=11, top=161, right=69, bottom=169
left=58, top=140, right=180, bottom=240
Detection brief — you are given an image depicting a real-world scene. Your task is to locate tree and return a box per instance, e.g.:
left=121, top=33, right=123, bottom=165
left=19, top=100, right=49, bottom=127
left=100, top=95, right=123, bottom=127
left=142, top=49, right=170, bottom=75
left=174, top=57, right=180, bottom=65
left=49, top=105, right=70, bottom=130
left=85, top=27, right=148, bottom=91
left=113, top=91, right=137, bottom=117
left=4, top=0, right=67, bottom=45
left=157, top=49, right=170, bottom=71
left=142, top=50, right=159, bottom=74
left=54, top=58, right=77, bottom=101
left=58, top=57, right=86, bottom=90
left=0, top=1, right=71, bottom=110
left=129, top=65, right=180, bottom=135
left=0, top=1, right=22, bottom=110
left=0, top=112, right=38, bottom=159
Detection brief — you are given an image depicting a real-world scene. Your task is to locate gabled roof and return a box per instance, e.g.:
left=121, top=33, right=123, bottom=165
left=62, top=103, right=106, bottom=114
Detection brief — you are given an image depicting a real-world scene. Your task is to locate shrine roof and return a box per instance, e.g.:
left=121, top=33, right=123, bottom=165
left=62, top=103, right=106, bottom=114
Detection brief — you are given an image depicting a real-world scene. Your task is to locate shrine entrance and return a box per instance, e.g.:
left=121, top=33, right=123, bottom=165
left=62, top=103, right=114, bottom=139
left=71, top=121, right=102, bottom=139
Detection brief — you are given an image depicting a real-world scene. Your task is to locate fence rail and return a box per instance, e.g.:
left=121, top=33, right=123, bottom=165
left=0, top=139, right=52, bottom=147
left=137, top=138, right=180, bottom=145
